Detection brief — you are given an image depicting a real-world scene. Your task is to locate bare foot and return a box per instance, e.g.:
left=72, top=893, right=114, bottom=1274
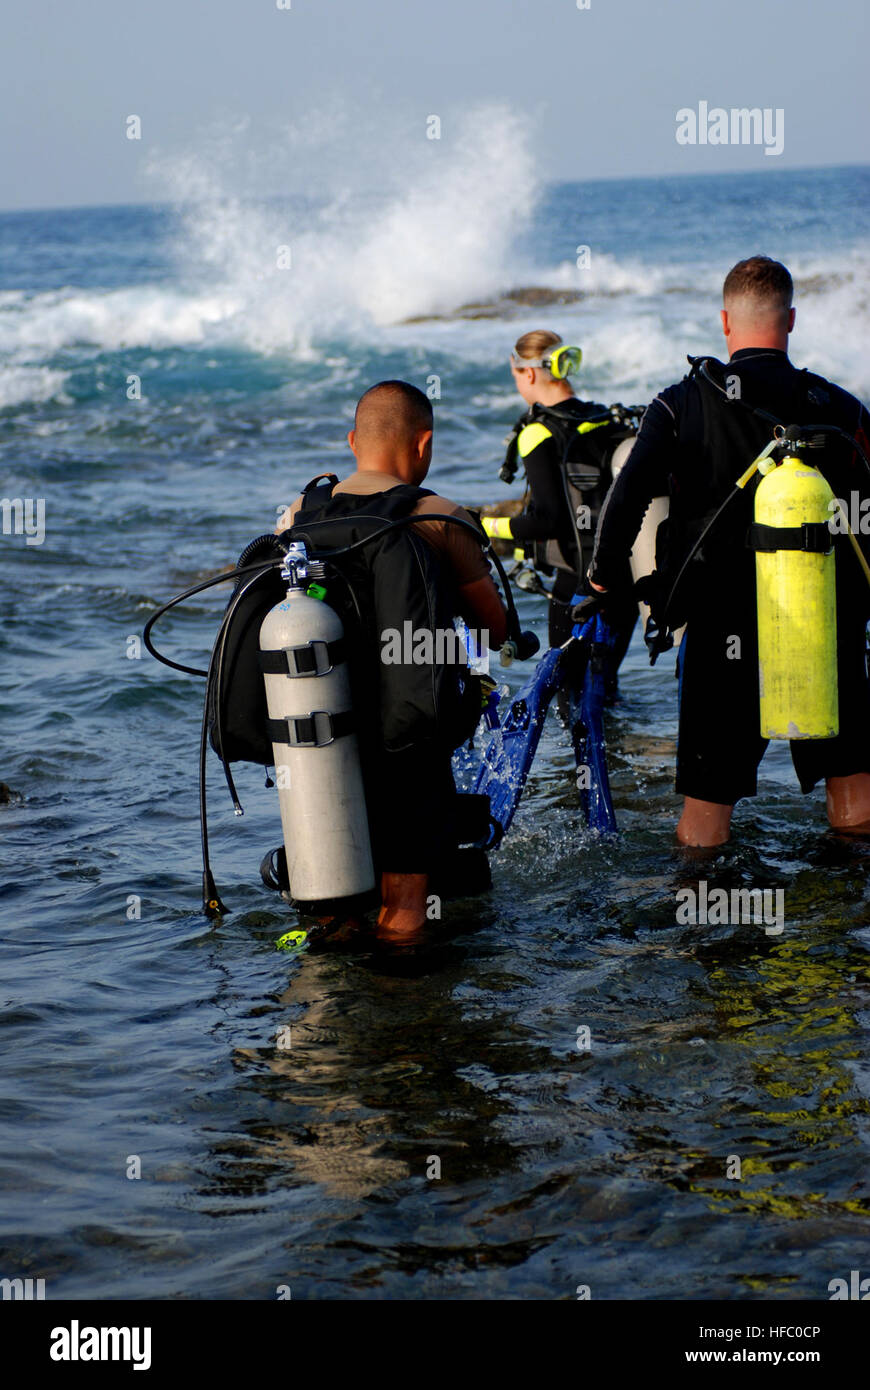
left=374, top=907, right=427, bottom=945
left=313, top=915, right=369, bottom=946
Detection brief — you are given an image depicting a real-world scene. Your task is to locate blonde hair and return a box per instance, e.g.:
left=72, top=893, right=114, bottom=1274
left=513, top=329, right=563, bottom=363
left=513, top=330, right=566, bottom=383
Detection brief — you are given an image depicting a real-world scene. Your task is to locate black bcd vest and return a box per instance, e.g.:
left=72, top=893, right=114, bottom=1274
left=207, top=477, right=484, bottom=768
left=292, top=479, right=482, bottom=754
left=654, top=355, right=842, bottom=628
left=505, top=400, right=637, bottom=578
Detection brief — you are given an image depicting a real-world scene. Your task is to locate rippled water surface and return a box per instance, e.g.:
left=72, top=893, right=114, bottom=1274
left=2, top=165, right=869, bottom=1299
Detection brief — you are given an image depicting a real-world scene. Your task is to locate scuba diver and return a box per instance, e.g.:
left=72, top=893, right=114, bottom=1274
left=481, top=330, right=639, bottom=693
left=588, top=256, right=870, bottom=847
left=271, top=380, right=510, bottom=942
left=145, top=380, right=551, bottom=943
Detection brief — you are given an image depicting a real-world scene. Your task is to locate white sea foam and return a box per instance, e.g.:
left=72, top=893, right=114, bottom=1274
left=0, top=365, right=69, bottom=409
left=0, top=287, right=240, bottom=356
left=0, top=117, right=867, bottom=407
left=0, top=246, right=865, bottom=404
left=538, top=252, right=685, bottom=299
left=152, top=103, right=542, bottom=350
left=787, top=247, right=870, bottom=396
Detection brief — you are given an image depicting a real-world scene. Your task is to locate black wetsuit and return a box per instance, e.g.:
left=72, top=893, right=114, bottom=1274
left=590, top=349, right=870, bottom=804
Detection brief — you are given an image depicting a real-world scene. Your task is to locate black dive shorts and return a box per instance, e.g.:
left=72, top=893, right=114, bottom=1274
left=364, top=744, right=458, bottom=875
left=675, top=604, right=870, bottom=806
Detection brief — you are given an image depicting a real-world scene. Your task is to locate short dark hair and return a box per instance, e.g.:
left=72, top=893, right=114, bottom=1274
left=723, top=256, right=793, bottom=314
left=353, top=380, right=433, bottom=446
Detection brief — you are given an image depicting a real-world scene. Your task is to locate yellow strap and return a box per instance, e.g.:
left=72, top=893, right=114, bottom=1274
left=517, top=422, right=552, bottom=457
left=576, top=419, right=610, bottom=435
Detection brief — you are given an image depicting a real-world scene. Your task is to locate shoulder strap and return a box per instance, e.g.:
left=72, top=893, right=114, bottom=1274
left=303, top=471, right=339, bottom=491
left=532, top=401, right=614, bottom=458
left=296, top=473, right=340, bottom=514
left=294, top=480, right=436, bottom=536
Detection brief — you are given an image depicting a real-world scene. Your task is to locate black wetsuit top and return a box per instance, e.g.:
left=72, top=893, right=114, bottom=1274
left=590, top=349, right=870, bottom=598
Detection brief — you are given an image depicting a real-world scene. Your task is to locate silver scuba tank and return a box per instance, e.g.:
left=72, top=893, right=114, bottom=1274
left=259, top=542, right=375, bottom=906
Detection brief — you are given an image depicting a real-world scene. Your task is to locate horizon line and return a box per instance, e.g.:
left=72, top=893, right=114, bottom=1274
left=1, top=160, right=867, bottom=218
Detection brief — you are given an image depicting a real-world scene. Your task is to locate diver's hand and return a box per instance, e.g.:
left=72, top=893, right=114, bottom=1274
left=583, top=564, right=608, bottom=595
left=571, top=594, right=608, bottom=624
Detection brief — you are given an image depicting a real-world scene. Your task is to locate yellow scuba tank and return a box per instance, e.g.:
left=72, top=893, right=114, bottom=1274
left=753, top=438, right=837, bottom=739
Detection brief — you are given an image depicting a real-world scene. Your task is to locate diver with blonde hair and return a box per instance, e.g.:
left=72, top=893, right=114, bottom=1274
left=482, top=328, right=638, bottom=690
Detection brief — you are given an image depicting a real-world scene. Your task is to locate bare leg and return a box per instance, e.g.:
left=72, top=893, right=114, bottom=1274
left=376, top=872, right=429, bottom=941
left=677, top=797, right=734, bottom=848
left=826, top=773, right=870, bottom=833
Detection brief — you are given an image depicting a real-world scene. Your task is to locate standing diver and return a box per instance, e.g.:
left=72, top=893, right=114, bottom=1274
left=481, top=330, right=638, bottom=693
left=588, top=256, right=870, bottom=847
left=275, top=381, right=509, bottom=942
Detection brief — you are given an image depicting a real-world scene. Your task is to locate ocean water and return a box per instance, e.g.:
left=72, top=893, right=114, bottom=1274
left=2, top=135, right=870, bottom=1299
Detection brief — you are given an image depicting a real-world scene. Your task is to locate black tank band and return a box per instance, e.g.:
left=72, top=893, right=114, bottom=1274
left=748, top=521, right=833, bottom=554
left=259, top=638, right=346, bottom=677
left=266, top=709, right=355, bottom=748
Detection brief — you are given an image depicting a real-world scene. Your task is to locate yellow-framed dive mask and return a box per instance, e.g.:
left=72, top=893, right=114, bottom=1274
left=511, top=344, right=583, bottom=380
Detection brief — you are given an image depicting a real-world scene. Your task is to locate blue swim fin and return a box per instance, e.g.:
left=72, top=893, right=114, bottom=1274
left=471, top=646, right=566, bottom=845
left=568, top=613, right=618, bottom=835
left=470, top=609, right=618, bottom=845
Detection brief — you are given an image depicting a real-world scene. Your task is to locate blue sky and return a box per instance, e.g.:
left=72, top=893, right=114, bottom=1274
left=3, top=0, right=867, bottom=209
